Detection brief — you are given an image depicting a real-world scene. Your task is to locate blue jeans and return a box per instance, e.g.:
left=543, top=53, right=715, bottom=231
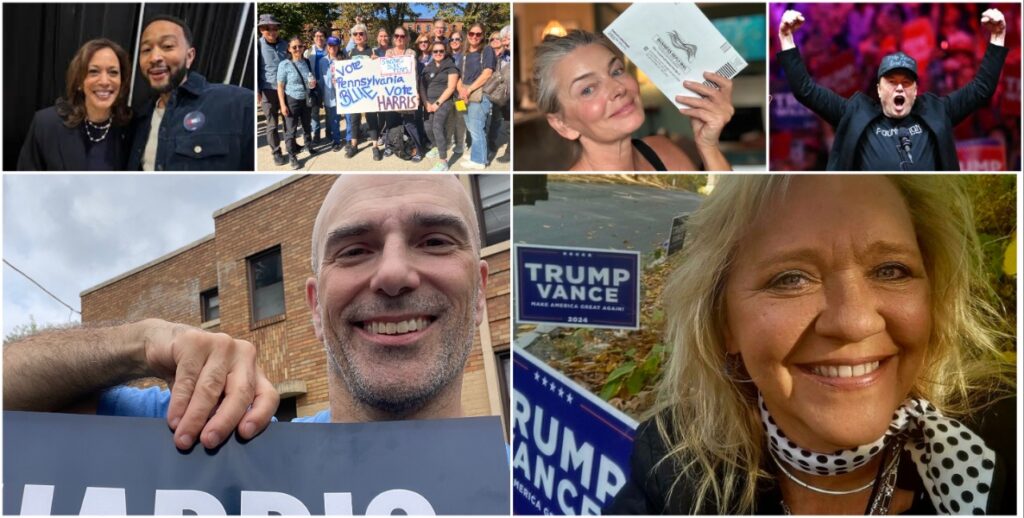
left=325, top=105, right=342, bottom=144
left=487, top=98, right=510, bottom=157
left=345, top=113, right=362, bottom=143
left=466, top=95, right=492, bottom=164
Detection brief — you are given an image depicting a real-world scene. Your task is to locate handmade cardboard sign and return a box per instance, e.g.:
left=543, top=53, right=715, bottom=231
left=332, top=56, right=419, bottom=114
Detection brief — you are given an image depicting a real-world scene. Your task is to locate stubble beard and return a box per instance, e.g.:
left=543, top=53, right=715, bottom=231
left=321, top=290, right=477, bottom=417
left=151, top=65, right=189, bottom=94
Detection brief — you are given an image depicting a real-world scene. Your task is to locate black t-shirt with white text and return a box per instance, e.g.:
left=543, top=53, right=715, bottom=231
left=855, top=115, right=938, bottom=171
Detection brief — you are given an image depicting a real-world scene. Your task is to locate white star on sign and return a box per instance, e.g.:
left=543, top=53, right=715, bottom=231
left=541, top=377, right=548, bottom=388
left=534, top=371, right=540, bottom=382
left=566, top=393, right=574, bottom=404
left=558, top=388, right=565, bottom=398
left=549, top=382, right=557, bottom=393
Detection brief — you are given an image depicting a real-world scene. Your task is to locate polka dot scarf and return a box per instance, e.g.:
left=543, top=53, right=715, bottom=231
left=759, top=394, right=995, bottom=514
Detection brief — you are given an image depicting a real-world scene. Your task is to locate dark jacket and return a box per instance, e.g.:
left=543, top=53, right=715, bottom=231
left=16, top=106, right=130, bottom=171
left=127, top=72, right=254, bottom=171
left=778, top=43, right=1008, bottom=171
left=607, top=396, right=1016, bottom=514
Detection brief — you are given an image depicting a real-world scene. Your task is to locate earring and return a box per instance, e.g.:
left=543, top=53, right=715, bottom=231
left=724, top=353, right=755, bottom=383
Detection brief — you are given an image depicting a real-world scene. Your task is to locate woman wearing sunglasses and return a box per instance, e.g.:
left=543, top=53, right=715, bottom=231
left=384, top=27, right=425, bottom=162
left=343, top=23, right=382, bottom=160
left=415, top=34, right=432, bottom=66
left=420, top=42, right=460, bottom=171
left=457, top=23, right=496, bottom=169
left=277, top=36, right=317, bottom=170
left=445, top=30, right=468, bottom=157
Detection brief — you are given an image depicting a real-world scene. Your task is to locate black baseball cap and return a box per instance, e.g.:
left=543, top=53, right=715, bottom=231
left=877, top=52, right=918, bottom=81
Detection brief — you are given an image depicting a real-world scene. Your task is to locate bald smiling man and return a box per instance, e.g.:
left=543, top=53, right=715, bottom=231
left=4, top=175, right=489, bottom=445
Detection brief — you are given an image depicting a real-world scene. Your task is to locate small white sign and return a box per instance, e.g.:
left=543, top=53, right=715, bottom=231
left=604, top=3, right=748, bottom=107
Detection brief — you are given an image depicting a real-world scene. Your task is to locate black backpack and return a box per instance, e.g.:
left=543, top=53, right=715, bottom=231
left=385, top=125, right=415, bottom=160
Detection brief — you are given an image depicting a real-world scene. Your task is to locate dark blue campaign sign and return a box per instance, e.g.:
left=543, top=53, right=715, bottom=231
left=515, top=244, right=641, bottom=330
left=3, top=411, right=509, bottom=515
left=770, top=90, right=819, bottom=131
left=512, top=349, right=638, bottom=515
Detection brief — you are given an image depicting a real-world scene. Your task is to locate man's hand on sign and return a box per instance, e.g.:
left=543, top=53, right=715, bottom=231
left=3, top=318, right=279, bottom=451
left=136, top=319, right=279, bottom=450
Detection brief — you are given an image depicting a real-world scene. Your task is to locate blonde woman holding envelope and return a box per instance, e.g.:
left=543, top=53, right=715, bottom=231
left=533, top=30, right=734, bottom=171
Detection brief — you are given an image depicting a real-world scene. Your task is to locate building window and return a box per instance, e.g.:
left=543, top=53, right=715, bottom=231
left=248, top=246, right=285, bottom=323
left=473, top=175, right=510, bottom=246
left=276, top=397, right=297, bottom=422
left=200, top=288, right=220, bottom=322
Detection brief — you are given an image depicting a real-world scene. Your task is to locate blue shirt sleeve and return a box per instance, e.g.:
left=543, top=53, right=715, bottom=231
left=277, top=60, right=290, bottom=86
left=291, top=409, right=331, bottom=423
left=98, top=385, right=283, bottom=422
left=97, top=386, right=171, bottom=418
left=483, top=47, right=496, bottom=71
left=319, top=57, right=334, bottom=104
left=257, top=40, right=268, bottom=91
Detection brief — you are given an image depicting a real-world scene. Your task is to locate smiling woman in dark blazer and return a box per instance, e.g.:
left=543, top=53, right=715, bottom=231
left=17, top=39, right=133, bottom=171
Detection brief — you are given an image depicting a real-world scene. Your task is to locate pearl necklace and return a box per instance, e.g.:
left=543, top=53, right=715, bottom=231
left=84, top=117, right=112, bottom=143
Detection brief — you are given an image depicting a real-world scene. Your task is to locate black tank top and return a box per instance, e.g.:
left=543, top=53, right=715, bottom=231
left=632, top=138, right=667, bottom=171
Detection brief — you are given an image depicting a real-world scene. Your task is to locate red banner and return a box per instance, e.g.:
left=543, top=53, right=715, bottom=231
left=816, top=51, right=859, bottom=98
left=957, top=139, right=1006, bottom=171
left=902, top=19, right=935, bottom=90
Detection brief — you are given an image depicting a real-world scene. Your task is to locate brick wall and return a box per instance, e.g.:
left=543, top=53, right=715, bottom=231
left=486, top=247, right=511, bottom=354
left=460, top=245, right=509, bottom=417
left=82, top=236, right=217, bottom=327
left=80, top=175, right=509, bottom=421
left=210, top=175, right=333, bottom=413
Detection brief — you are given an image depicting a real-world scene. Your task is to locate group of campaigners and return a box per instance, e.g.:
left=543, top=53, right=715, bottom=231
left=257, top=14, right=511, bottom=171
left=17, top=15, right=254, bottom=171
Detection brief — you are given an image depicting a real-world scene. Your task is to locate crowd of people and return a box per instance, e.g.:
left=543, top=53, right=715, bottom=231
left=257, top=14, right=512, bottom=171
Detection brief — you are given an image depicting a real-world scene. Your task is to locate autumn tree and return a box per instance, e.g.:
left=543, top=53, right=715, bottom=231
left=334, top=3, right=423, bottom=34
left=257, top=3, right=339, bottom=40
left=257, top=3, right=511, bottom=43
left=430, top=2, right=511, bottom=32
